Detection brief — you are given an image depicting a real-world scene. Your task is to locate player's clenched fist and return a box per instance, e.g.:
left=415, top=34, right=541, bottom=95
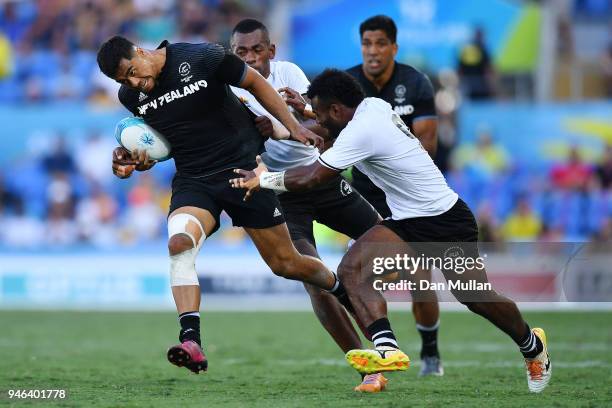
left=112, top=147, right=157, bottom=179
left=130, top=148, right=157, bottom=172
left=112, top=146, right=136, bottom=179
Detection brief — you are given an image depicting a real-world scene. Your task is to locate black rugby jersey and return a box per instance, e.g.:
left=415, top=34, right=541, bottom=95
left=346, top=62, right=436, bottom=218
left=119, top=41, right=262, bottom=177
left=346, top=62, right=435, bottom=127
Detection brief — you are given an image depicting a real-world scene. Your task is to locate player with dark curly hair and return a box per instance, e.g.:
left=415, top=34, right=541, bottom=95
left=230, top=69, right=552, bottom=394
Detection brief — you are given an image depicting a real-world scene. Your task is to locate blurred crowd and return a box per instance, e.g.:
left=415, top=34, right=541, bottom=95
left=449, top=134, right=611, bottom=243
left=0, top=0, right=610, bottom=249
left=1, top=0, right=610, bottom=103
left=0, top=0, right=268, bottom=103
left=0, top=130, right=609, bottom=249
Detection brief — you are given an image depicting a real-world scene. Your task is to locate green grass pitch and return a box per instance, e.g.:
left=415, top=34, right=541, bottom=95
left=1, top=310, right=611, bottom=407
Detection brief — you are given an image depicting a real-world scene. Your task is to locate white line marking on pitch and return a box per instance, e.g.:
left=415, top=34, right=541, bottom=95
left=223, top=358, right=611, bottom=369
left=404, top=342, right=611, bottom=352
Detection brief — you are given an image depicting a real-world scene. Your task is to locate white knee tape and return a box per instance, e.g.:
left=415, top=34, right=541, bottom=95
left=168, top=213, right=206, bottom=286
left=169, top=247, right=200, bottom=286
left=168, top=213, right=205, bottom=249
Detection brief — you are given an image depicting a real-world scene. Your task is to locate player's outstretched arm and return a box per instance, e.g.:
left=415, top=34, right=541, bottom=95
left=281, top=161, right=338, bottom=190
left=230, top=158, right=338, bottom=200
left=239, top=67, right=323, bottom=148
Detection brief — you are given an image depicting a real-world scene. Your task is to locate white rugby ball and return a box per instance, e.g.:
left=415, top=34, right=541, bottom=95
left=114, top=117, right=171, bottom=161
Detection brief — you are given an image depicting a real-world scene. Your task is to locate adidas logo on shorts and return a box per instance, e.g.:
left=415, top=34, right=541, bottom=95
left=273, top=208, right=282, bottom=217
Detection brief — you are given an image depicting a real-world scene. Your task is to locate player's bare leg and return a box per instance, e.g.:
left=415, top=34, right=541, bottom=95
left=337, top=225, right=410, bottom=374
left=442, top=251, right=551, bottom=392
left=166, top=206, right=216, bottom=374
left=442, top=258, right=537, bottom=349
left=293, top=239, right=364, bottom=353
left=338, top=225, right=404, bottom=326
left=411, top=270, right=443, bottom=377
left=293, top=239, right=390, bottom=391
left=245, top=224, right=392, bottom=381
left=245, top=224, right=338, bottom=290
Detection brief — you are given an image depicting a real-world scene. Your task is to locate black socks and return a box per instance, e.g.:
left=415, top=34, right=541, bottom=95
left=328, top=272, right=355, bottom=314
left=417, top=321, right=440, bottom=358
left=518, top=324, right=544, bottom=359
left=178, top=311, right=201, bottom=346
left=368, top=318, right=399, bottom=349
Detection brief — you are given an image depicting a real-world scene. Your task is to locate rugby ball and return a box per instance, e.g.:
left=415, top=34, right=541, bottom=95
left=114, top=117, right=171, bottom=161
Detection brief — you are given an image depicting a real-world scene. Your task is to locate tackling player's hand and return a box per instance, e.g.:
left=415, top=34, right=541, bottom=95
left=112, top=146, right=137, bottom=179
left=130, top=149, right=157, bottom=171
left=290, top=126, right=324, bottom=150
left=254, top=115, right=274, bottom=139
left=229, top=155, right=268, bottom=201
left=278, top=87, right=306, bottom=115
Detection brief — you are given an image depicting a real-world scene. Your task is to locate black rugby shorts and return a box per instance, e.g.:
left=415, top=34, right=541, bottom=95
left=169, top=169, right=285, bottom=236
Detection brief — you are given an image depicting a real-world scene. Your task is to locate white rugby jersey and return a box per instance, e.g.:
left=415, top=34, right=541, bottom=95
left=318, top=98, right=458, bottom=220
left=230, top=61, right=318, bottom=172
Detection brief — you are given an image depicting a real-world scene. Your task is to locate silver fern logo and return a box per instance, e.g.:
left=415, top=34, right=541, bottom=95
left=179, top=62, right=193, bottom=83
left=179, top=62, right=191, bottom=76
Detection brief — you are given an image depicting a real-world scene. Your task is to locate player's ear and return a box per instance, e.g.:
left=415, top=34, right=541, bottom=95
left=329, top=103, right=341, bottom=120
left=392, top=42, right=398, bottom=56
left=268, top=43, right=276, bottom=59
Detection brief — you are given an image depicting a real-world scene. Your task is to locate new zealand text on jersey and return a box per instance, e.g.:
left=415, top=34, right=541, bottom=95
left=138, top=79, right=208, bottom=115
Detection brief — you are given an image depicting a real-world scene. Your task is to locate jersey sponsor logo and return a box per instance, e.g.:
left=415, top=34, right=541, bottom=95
left=340, top=179, right=353, bottom=196
left=273, top=207, right=282, bottom=217
left=393, top=104, right=414, bottom=116
left=179, top=62, right=193, bottom=83
left=137, top=80, right=208, bottom=116
left=394, top=84, right=407, bottom=103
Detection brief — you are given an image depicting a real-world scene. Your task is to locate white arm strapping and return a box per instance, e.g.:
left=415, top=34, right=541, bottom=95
left=259, top=171, right=288, bottom=192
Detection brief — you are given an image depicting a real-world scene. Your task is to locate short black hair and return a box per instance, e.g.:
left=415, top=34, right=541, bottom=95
left=307, top=69, right=365, bottom=108
left=97, top=36, right=135, bottom=79
left=359, top=15, right=397, bottom=43
left=232, top=18, right=270, bottom=42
